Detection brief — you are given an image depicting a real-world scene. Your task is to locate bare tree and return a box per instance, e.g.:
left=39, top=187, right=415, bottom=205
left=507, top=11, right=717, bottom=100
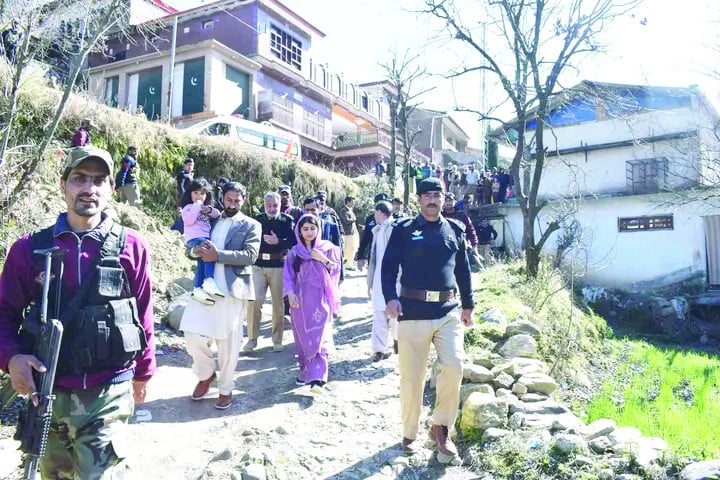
left=380, top=50, right=434, bottom=204
left=422, top=0, right=639, bottom=277
left=1, top=0, right=158, bottom=209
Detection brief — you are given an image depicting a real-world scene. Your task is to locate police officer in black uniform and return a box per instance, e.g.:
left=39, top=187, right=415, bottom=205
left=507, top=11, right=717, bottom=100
left=356, top=192, right=390, bottom=271
left=381, top=177, right=474, bottom=464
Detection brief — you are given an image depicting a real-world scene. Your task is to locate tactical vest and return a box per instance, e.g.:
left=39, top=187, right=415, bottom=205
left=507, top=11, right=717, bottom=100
left=20, top=223, right=147, bottom=377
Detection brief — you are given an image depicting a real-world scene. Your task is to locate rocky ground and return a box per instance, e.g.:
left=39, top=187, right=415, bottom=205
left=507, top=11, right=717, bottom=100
left=0, top=269, right=480, bottom=480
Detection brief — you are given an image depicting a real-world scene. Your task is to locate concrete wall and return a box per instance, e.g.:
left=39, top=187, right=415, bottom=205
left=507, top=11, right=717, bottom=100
left=498, top=196, right=720, bottom=288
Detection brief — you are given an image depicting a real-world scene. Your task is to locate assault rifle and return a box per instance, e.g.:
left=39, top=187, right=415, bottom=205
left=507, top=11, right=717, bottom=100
left=6, top=246, right=65, bottom=479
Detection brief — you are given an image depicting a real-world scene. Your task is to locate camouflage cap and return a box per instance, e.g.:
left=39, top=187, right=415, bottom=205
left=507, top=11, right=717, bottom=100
left=64, top=146, right=114, bottom=177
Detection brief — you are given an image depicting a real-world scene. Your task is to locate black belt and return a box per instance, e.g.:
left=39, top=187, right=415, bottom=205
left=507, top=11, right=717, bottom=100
left=258, top=253, right=286, bottom=261
left=400, top=287, right=455, bottom=302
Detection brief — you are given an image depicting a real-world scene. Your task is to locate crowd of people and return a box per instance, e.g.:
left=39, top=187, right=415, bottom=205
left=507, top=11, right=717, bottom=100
left=406, top=160, right=515, bottom=207
left=0, top=143, right=506, bottom=476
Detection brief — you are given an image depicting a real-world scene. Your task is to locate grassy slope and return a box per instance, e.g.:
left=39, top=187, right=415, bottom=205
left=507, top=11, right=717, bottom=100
left=471, top=260, right=720, bottom=463
left=470, top=260, right=611, bottom=379
left=0, top=67, right=366, bottom=270
left=586, top=341, right=720, bottom=460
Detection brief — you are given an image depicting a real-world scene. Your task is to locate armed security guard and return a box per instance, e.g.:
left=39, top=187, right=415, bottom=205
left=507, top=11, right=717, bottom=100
left=382, top=177, right=474, bottom=465
left=0, top=146, right=155, bottom=478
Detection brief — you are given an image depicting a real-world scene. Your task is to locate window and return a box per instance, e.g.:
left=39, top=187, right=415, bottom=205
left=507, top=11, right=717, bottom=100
left=618, top=215, right=673, bottom=232
left=202, top=19, right=214, bottom=30
left=626, top=158, right=668, bottom=194
left=270, top=25, right=302, bottom=70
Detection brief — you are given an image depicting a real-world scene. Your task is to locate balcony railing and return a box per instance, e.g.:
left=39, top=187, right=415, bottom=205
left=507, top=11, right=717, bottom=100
left=271, top=101, right=294, bottom=128
left=334, top=131, right=381, bottom=149
left=302, top=118, right=326, bottom=143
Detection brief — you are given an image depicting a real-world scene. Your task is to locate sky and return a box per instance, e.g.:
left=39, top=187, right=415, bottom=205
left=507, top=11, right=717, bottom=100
left=169, top=0, right=720, bottom=148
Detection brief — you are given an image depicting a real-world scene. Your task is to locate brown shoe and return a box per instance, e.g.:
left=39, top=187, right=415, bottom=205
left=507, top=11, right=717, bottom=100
left=429, top=424, right=460, bottom=463
left=215, top=394, right=232, bottom=410
left=191, top=373, right=216, bottom=400
left=401, top=437, right=416, bottom=455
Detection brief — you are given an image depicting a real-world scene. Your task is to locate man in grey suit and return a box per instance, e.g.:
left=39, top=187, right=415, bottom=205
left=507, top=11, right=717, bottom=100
left=180, top=182, right=261, bottom=409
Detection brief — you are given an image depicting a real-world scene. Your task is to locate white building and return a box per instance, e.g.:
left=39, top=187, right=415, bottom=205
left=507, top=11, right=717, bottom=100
left=493, top=81, right=720, bottom=290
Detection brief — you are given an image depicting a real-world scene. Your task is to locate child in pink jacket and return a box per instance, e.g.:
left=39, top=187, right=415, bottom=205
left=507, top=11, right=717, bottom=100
left=181, top=178, right=222, bottom=305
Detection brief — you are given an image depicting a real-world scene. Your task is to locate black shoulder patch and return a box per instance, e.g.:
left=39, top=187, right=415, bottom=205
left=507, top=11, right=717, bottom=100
left=446, top=217, right=466, bottom=233
left=392, top=217, right=414, bottom=228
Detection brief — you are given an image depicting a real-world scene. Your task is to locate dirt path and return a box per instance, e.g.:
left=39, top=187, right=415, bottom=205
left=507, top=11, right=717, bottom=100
left=1, top=269, right=479, bottom=480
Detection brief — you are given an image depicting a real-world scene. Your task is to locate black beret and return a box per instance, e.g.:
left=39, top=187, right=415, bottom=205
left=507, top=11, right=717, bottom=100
left=374, top=192, right=389, bottom=202
left=417, top=178, right=443, bottom=194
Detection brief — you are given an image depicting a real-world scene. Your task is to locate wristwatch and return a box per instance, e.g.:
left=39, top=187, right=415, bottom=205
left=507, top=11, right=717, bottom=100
left=325, top=260, right=331, bottom=267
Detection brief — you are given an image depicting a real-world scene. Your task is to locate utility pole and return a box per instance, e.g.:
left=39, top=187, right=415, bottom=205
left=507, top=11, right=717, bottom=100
left=166, top=15, right=178, bottom=122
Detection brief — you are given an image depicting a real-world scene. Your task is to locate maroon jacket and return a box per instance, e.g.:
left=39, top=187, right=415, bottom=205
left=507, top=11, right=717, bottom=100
left=0, top=213, right=156, bottom=389
left=443, top=209, right=478, bottom=248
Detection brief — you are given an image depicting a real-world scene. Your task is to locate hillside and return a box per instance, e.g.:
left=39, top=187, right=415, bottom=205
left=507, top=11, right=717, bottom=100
left=0, top=66, right=373, bottom=269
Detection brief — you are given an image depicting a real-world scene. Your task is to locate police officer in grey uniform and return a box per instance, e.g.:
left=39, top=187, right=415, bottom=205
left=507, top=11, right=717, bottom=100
left=381, top=177, right=474, bottom=464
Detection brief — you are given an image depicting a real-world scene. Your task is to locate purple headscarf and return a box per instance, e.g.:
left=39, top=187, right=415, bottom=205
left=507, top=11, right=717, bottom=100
left=290, top=214, right=341, bottom=312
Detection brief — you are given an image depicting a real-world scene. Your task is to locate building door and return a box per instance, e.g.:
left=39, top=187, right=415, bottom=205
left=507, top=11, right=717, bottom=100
left=182, top=57, right=205, bottom=116
left=226, top=65, right=250, bottom=118
left=703, top=215, right=720, bottom=286
left=137, top=67, right=162, bottom=120
left=105, top=76, right=119, bottom=108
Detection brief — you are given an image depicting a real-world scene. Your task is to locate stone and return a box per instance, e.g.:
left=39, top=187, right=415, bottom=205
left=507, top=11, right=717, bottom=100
left=551, top=415, right=582, bottom=432
left=482, top=427, right=511, bottom=443
left=212, top=448, right=233, bottom=461
left=523, top=413, right=583, bottom=431
left=569, top=455, right=594, bottom=468
left=552, top=433, right=587, bottom=455
left=516, top=372, right=558, bottom=394
left=493, top=372, right=515, bottom=390
left=166, top=303, right=186, bottom=330
left=242, top=448, right=265, bottom=464
left=481, top=308, right=506, bottom=324
left=511, top=383, right=528, bottom=395
left=460, top=383, right=495, bottom=406
left=518, top=393, right=549, bottom=402
left=624, top=437, right=669, bottom=467
left=510, top=400, right=569, bottom=415
left=463, top=364, right=495, bottom=383
left=275, top=426, right=289, bottom=435
left=167, top=277, right=194, bottom=299
left=495, top=388, right=513, bottom=398
left=505, top=319, right=542, bottom=338
left=608, top=426, right=643, bottom=446
left=242, top=463, right=267, bottom=480
left=491, top=357, right=547, bottom=377
left=508, top=412, right=525, bottom=429
left=498, top=334, right=538, bottom=358
left=589, top=436, right=612, bottom=454
left=596, top=468, right=614, bottom=480
left=460, top=393, right=511, bottom=436
left=680, top=460, right=720, bottom=480
left=472, top=356, right=495, bottom=369
left=581, top=418, right=617, bottom=441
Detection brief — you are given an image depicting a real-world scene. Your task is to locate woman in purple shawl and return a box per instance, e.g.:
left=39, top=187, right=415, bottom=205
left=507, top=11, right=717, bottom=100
left=283, top=214, right=341, bottom=393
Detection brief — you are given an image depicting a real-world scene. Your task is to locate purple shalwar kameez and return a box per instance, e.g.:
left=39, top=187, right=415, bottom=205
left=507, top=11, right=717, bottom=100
left=283, top=215, right=341, bottom=384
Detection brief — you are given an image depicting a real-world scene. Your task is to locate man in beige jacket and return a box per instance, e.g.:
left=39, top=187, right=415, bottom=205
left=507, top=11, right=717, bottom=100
left=180, top=182, right=261, bottom=410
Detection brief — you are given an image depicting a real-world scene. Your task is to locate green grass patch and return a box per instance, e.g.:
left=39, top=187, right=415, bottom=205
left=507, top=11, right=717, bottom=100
left=586, top=341, right=720, bottom=460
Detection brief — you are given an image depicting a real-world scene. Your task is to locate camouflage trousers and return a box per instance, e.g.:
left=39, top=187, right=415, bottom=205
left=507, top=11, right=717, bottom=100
left=40, top=381, right=134, bottom=480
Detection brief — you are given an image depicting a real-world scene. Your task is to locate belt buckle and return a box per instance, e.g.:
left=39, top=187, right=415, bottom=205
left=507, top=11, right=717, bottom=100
left=425, top=290, right=440, bottom=302
left=261, top=253, right=271, bottom=260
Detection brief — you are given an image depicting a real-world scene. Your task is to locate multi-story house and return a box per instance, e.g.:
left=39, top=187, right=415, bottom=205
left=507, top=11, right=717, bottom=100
left=407, top=108, right=480, bottom=168
left=86, top=0, right=424, bottom=174
left=492, top=80, right=720, bottom=290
